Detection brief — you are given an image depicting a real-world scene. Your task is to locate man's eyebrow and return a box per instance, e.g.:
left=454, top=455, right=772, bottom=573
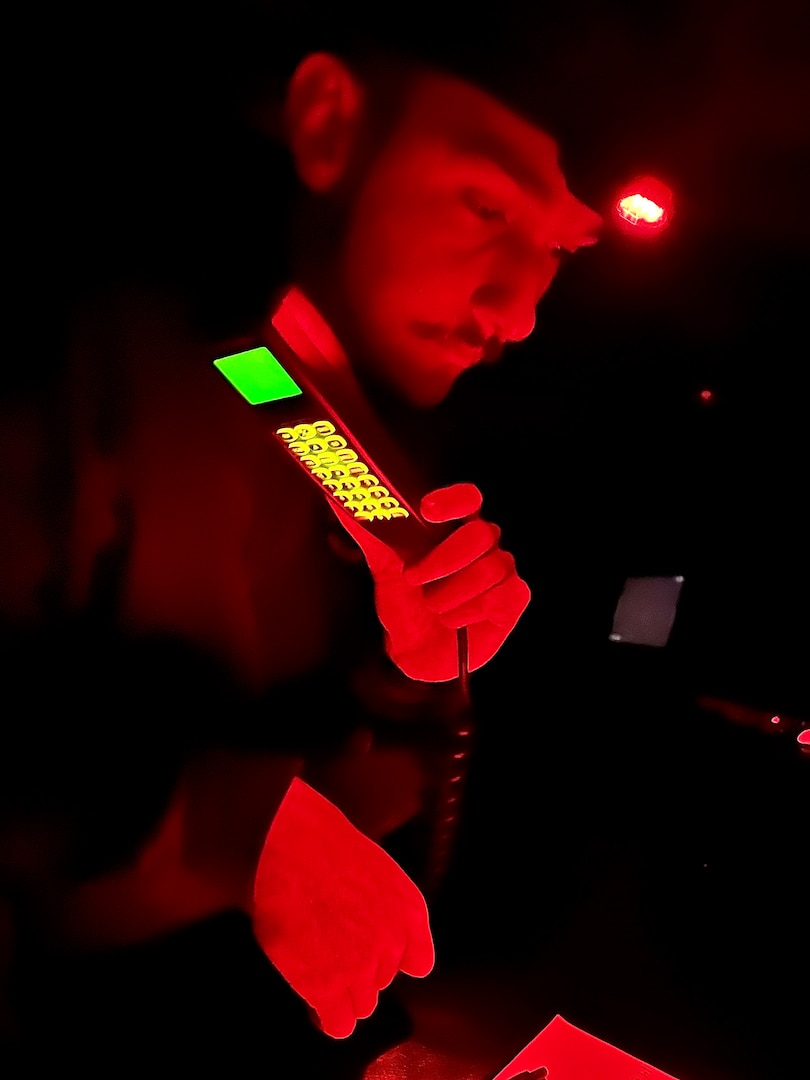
left=455, top=131, right=562, bottom=201
left=452, top=133, right=601, bottom=247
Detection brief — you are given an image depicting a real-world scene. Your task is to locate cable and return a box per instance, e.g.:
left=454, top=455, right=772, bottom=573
left=422, top=626, right=475, bottom=899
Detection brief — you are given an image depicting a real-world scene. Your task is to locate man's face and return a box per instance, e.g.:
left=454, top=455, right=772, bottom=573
left=329, top=70, right=602, bottom=408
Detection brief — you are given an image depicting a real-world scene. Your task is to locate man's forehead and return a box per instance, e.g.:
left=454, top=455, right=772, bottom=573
left=401, top=70, right=564, bottom=189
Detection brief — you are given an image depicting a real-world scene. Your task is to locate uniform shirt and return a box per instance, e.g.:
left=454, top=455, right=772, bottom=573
left=0, top=281, right=381, bottom=879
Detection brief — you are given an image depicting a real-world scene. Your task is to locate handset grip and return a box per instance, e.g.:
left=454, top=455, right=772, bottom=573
left=214, top=287, right=454, bottom=565
left=215, top=289, right=474, bottom=899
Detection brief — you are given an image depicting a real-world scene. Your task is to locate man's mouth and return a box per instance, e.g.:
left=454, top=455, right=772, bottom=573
left=411, top=320, right=503, bottom=367
left=481, top=336, right=504, bottom=364
left=452, top=326, right=504, bottom=366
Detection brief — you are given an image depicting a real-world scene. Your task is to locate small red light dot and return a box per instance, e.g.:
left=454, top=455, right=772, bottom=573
left=797, top=729, right=810, bottom=745
left=770, top=715, right=781, bottom=725
left=700, top=389, right=713, bottom=401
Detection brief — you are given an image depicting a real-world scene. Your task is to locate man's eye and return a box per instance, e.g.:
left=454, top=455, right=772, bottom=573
left=476, top=203, right=507, bottom=222
left=462, top=188, right=509, bottom=223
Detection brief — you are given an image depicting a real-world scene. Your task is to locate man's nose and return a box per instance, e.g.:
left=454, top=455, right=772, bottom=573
left=564, top=196, right=603, bottom=250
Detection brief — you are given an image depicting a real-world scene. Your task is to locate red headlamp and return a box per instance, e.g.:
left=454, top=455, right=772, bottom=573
left=612, top=175, right=675, bottom=238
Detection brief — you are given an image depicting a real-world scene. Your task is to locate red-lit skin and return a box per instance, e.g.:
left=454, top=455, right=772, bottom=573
left=285, top=55, right=600, bottom=680
left=294, top=64, right=602, bottom=408
left=258, top=57, right=604, bottom=1030
left=0, top=53, right=600, bottom=1041
left=253, top=778, right=434, bottom=1039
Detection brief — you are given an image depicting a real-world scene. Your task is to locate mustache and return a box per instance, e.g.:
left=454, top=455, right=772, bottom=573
left=411, top=319, right=505, bottom=364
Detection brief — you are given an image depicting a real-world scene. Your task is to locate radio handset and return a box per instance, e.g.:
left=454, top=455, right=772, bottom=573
left=214, top=286, right=473, bottom=895
left=213, top=286, right=469, bottom=685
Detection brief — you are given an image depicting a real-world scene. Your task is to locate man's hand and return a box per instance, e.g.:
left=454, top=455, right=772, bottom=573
left=338, top=482, right=531, bottom=682
left=251, top=777, right=435, bottom=1039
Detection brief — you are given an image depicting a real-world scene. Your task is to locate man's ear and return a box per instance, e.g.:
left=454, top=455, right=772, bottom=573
left=284, top=52, right=365, bottom=193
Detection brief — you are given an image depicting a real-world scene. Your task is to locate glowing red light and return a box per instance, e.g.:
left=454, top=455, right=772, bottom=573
left=618, top=193, right=664, bottom=225
left=699, top=389, right=713, bottom=401
left=798, top=729, right=810, bottom=745
left=613, top=175, right=674, bottom=238
left=770, top=715, right=781, bottom=725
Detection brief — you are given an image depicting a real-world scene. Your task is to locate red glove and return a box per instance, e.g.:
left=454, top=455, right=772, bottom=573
left=337, top=482, right=531, bottom=682
left=251, top=777, right=434, bottom=1039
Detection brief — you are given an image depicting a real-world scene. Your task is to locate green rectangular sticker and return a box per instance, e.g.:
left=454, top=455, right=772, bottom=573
left=214, top=346, right=303, bottom=405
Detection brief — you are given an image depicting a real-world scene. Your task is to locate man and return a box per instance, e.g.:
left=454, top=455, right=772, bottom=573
left=1, top=6, right=601, bottom=1064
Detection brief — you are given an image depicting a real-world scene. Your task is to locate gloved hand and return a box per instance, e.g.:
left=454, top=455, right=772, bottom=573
left=336, top=482, right=531, bottom=682
left=251, top=777, right=434, bottom=1039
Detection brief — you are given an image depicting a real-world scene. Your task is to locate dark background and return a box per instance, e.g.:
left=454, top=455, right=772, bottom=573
left=6, top=2, right=808, bottom=1078
left=425, top=3, right=809, bottom=1078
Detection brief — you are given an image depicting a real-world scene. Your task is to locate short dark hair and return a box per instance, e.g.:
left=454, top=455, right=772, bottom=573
left=12, top=0, right=684, bottom=358
left=225, top=0, right=683, bottom=148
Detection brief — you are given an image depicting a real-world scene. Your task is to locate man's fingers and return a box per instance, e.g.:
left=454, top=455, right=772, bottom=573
left=398, top=919, right=436, bottom=978
left=404, top=519, right=500, bottom=585
left=438, top=574, right=531, bottom=630
left=376, top=945, right=406, bottom=991
left=312, top=994, right=360, bottom=1040
left=420, top=550, right=515, bottom=613
left=350, top=981, right=380, bottom=1021
left=420, top=482, right=482, bottom=523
